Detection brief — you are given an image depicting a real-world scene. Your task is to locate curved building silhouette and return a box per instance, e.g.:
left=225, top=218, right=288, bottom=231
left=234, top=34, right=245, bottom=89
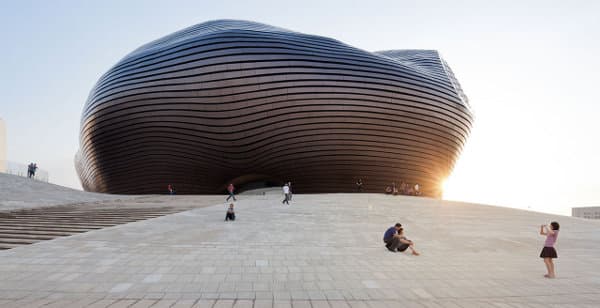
left=76, top=20, right=473, bottom=196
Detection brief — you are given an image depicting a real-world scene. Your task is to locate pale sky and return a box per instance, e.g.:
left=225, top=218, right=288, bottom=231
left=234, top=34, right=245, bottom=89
left=1, top=0, right=599, bottom=215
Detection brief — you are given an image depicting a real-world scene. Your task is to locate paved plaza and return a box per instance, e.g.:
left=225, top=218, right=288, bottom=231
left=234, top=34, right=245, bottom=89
left=1, top=191, right=599, bottom=307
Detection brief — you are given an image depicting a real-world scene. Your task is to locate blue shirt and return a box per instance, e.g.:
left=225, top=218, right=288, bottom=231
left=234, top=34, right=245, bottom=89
left=383, top=226, right=397, bottom=241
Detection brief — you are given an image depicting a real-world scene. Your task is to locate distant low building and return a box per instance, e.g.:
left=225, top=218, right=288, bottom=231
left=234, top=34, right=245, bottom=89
left=572, top=207, right=600, bottom=219
left=0, top=117, right=5, bottom=172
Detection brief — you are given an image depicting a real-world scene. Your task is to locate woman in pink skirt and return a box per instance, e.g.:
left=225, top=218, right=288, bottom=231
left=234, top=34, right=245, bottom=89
left=539, top=221, right=560, bottom=278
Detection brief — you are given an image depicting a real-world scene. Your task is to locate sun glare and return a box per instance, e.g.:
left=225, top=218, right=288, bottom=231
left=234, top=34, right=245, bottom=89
left=441, top=173, right=468, bottom=202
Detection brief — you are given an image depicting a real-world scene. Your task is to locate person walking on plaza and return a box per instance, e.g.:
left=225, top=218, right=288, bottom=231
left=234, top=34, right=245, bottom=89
left=224, top=203, right=236, bottom=221
left=226, top=183, right=237, bottom=201
left=540, top=221, right=560, bottom=278
left=282, top=183, right=290, bottom=205
left=287, top=182, right=293, bottom=201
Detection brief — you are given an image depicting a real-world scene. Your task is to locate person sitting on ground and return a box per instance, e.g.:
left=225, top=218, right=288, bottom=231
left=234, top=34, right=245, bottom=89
left=383, top=223, right=402, bottom=250
left=167, top=184, right=176, bottom=195
left=383, top=223, right=420, bottom=255
left=385, top=186, right=392, bottom=194
left=395, top=228, right=420, bottom=255
left=225, top=203, right=236, bottom=221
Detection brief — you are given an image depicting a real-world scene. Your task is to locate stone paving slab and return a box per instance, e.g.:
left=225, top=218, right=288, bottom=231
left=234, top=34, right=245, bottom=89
left=0, top=193, right=599, bottom=307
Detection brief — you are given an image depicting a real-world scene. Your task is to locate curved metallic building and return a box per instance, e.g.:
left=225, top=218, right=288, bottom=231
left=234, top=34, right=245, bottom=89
left=76, top=20, right=473, bottom=196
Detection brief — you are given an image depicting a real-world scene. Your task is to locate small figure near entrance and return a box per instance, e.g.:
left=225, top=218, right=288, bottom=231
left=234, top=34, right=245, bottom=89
left=540, top=221, right=559, bottom=278
left=287, top=182, right=293, bottom=201
left=167, top=184, right=176, bottom=195
left=282, top=183, right=290, bottom=205
left=225, top=203, right=236, bottom=221
left=356, top=178, right=363, bottom=192
left=226, top=183, right=237, bottom=201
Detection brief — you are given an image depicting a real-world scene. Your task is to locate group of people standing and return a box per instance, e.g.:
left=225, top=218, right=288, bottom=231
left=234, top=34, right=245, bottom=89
left=355, top=179, right=422, bottom=196
left=27, top=162, right=38, bottom=178
left=385, top=181, right=421, bottom=196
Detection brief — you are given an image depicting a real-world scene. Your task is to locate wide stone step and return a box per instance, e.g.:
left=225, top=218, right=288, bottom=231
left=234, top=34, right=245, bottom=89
left=0, top=204, right=196, bottom=249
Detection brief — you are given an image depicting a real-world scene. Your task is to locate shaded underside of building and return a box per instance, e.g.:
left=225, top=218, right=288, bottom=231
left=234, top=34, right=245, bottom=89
left=76, top=20, right=473, bottom=197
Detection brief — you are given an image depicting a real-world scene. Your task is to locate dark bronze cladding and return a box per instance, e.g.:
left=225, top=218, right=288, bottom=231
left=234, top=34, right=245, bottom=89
left=76, top=20, right=473, bottom=197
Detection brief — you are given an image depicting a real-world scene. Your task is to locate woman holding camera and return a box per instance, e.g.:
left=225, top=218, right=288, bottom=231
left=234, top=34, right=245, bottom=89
left=539, top=221, right=560, bottom=278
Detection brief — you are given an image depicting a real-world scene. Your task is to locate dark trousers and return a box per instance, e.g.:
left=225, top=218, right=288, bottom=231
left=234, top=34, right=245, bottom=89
left=282, top=194, right=290, bottom=204
left=384, top=236, right=401, bottom=251
left=384, top=237, right=409, bottom=252
left=225, top=212, right=235, bottom=221
left=226, top=192, right=236, bottom=201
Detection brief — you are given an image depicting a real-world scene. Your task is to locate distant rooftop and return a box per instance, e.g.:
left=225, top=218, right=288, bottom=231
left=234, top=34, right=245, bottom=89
left=572, top=206, right=600, bottom=219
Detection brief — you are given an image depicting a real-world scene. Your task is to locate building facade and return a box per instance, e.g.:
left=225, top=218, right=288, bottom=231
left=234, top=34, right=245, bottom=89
left=572, top=207, right=600, bottom=219
left=0, top=117, right=6, bottom=173
left=76, top=20, right=473, bottom=196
